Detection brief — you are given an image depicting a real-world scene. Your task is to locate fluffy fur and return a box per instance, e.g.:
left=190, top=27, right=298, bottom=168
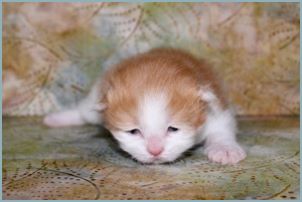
left=44, top=48, right=246, bottom=164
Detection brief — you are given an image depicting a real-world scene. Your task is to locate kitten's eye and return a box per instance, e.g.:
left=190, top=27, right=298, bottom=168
left=167, top=126, right=179, bottom=132
left=127, top=129, right=141, bottom=135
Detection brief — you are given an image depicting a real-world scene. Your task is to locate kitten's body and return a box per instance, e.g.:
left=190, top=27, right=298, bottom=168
left=44, top=48, right=246, bottom=164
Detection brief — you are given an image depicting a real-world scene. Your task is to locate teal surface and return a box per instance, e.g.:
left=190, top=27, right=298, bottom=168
left=2, top=117, right=300, bottom=200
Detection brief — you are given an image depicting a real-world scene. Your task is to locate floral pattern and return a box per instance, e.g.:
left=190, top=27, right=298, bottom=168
left=3, top=2, right=299, bottom=116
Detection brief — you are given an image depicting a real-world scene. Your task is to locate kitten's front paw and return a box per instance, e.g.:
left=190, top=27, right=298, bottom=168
left=205, top=143, right=246, bottom=165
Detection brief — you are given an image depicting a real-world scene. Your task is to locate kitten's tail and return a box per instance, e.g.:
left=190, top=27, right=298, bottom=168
left=43, top=103, right=104, bottom=128
left=44, top=79, right=104, bottom=128
left=43, top=109, right=86, bottom=128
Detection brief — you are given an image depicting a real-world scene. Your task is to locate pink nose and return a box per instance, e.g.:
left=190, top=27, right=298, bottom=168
left=147, top=136, right=164, bottom=156
left=147, top=146, right=163, bottom=156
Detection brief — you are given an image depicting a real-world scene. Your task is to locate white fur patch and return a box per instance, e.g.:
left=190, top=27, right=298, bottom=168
left=203, top=109, right=237, bottom=142
left=139, top=93, right=168, bottom=136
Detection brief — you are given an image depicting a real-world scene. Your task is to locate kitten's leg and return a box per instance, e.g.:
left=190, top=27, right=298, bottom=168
left=203, top=109, right=246, bottom=164
left=199, top=89, right=246, bottom=165
left=44, top=79, right=104, bottom=128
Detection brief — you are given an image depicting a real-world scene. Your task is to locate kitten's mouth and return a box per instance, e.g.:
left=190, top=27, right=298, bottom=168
left=136, top=151, right=193, bottom=165
left=137, top=156, right=177, bottom=165
left=150, top=158, right=165, bottom=164
left=132, top=156, right=166, bottom=165
left=140, top=159, right=166, bottom=165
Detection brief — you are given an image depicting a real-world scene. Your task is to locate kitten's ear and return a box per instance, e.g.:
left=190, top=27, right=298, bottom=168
left=198, top=86, right=221, bottom=113
left=93, top=102, right=106, bottom=111
left=198, top=86, right=217, bottom=103
left=92, top=77, right=110, bottom=112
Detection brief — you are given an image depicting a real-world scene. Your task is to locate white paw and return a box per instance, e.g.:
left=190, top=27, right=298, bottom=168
left=205, top=143, right=246, bottom=165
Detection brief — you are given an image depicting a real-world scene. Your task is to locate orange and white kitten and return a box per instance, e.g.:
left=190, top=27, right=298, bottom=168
left=44, top=48, right=246, bottom=164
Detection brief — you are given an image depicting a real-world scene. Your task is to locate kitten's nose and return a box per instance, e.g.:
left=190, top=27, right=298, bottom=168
left=147, top=136, right=164, bottom=156
left=147, top=146, right=163, bottom=156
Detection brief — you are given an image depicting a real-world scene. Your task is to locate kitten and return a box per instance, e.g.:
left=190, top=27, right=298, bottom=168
left=44, top=48, right=246, bottom=164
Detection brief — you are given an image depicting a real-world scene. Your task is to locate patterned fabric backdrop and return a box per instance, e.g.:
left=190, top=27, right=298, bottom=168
left=3, top=2, right=300, bottom=116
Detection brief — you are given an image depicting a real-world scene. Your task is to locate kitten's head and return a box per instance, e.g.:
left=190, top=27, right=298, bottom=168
left=99, top=62, right=207, bottom=164
left=103, top=91, right=205, bottom=164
